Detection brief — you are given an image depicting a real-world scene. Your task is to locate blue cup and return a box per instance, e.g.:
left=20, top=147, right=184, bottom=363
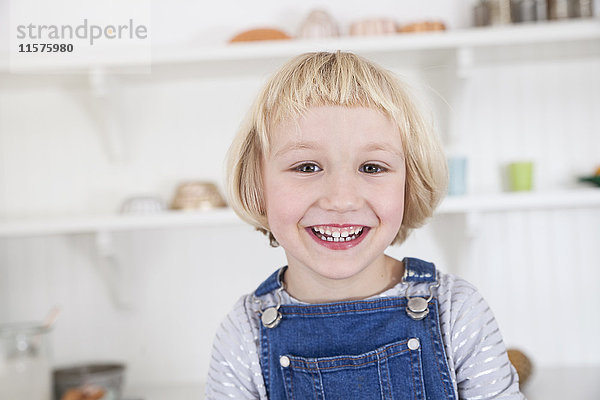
left=448, top=157, right=468, bottom=196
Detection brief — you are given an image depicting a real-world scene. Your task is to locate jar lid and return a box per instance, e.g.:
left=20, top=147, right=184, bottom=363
left=0, top=322, right=50, bottom=336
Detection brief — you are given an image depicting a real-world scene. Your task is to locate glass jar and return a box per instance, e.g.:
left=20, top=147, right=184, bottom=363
left=0, top=322, right=52, bottom=400
left=489, top=0, right=513, bottom=24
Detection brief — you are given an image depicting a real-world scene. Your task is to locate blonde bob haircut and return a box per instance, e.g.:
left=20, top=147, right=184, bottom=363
left=226, top=51, right=447, bottom=245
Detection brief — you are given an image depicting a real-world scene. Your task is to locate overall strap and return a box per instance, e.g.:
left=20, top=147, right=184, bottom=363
left=255, top=266, right=286, bottom=297
left=402, top=257, right=437, bottom=283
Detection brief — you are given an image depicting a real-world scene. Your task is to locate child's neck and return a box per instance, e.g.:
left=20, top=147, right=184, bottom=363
left=284, top=255, right=405, bottom=303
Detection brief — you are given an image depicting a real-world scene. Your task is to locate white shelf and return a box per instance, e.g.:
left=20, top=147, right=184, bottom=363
left=1, top=189, right=598, bottom=238
left=151, top=19, right=600, bottom=63
left=2, top=19, right=598, bottom=73
left=0, top=208, right=241, bottom=238
left=438, top=188, right=600, bottom=214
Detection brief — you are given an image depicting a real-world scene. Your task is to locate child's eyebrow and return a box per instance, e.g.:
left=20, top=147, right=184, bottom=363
left=362, top=142, right=404, bottom=158
left=273, top=141, right=320, bottom=158
left=273, top=141, right=404, bottom=159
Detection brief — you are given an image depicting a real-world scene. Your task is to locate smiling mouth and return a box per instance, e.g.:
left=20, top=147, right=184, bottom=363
left=310, top=225, right=366, bottom=242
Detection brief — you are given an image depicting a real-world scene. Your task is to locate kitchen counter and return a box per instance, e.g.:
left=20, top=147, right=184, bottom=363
left=124, top=366, right=600, bottom=399
left=522, top=366, right=600, bottom=400
left=124, top=383, right=204, bottom=400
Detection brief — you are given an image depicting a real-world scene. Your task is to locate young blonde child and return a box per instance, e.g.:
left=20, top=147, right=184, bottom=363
left=207, top=51, right=524, bottom=399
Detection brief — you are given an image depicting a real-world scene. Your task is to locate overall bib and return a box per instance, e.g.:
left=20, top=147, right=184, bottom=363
left=254, top=257, right=456, bottom=400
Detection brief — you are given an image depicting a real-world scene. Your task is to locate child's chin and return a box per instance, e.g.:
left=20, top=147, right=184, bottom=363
left=315, top=265, right=367, bottom=281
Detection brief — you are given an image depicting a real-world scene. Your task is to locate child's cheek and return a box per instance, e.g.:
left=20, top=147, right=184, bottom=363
left=375, top=181, right=406, bottom=223
left=264, top=182, right=304, bottom=228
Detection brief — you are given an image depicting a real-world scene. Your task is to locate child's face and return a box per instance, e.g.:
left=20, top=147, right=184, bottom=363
left=262, top=106, right=406, bottom=290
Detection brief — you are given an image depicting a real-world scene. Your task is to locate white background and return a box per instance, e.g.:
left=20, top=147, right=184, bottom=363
left=1, top=0, right=600, bottom=397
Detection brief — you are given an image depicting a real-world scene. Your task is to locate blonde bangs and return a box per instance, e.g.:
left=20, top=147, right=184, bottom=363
left=260, top=52, right=406, bottom=148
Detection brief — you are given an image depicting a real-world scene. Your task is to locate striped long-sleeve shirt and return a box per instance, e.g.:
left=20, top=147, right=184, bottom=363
left=206, top=270, right=525, bottom=399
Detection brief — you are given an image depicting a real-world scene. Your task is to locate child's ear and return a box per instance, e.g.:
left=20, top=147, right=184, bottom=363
left=255, top=227, right=280, bottom=247
left=268, top=232, right=280, bottom=248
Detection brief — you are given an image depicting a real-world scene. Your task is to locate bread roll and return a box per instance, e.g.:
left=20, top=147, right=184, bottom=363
left=398, top=21, right=446, bottom=33
left=229, top=28, right=291, bottom=43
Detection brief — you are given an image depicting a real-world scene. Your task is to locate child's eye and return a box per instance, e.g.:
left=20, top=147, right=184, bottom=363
left=294, top=163, right=322, bottom=173
left=360, top=164, right=386, bottom=174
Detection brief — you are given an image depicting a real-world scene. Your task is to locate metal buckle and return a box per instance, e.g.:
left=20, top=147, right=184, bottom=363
left=404, top=279, right=439, bottom=321
left=255, top=273, right=286, bottom=329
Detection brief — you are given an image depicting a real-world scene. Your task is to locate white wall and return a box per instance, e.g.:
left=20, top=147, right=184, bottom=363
left=1, top=0, right=600, bottom=391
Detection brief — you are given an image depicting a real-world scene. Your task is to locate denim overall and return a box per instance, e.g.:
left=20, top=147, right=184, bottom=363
left=254, top=258, right=456, bottom=400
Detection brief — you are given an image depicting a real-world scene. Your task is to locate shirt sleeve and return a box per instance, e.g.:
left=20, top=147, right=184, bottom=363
left=449, top=282, right=526, bottom=400
left=205, top=296, right=263, bottom=400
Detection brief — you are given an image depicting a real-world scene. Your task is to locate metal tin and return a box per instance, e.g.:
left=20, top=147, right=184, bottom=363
left=53, top=363, right=125, bottom=400
left=474, top=1, right=491, bottom=26
left=512, top=0, right=538, bottom=22
left=572, top=0, right=594, bottom=17
left=548, top=0, right=570, bottom=19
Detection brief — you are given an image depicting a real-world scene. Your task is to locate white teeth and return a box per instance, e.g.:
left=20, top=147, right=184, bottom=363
left=311, top=226, right=365, bottom=243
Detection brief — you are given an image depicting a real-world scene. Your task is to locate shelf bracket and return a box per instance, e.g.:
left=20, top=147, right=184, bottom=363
left=456, top=46, right=474, bottom=80
left=94, top=230, right=133, bottom=309
left=446, top=46, right=475, bottom=149
left=88, top=68, right=126, bottom=163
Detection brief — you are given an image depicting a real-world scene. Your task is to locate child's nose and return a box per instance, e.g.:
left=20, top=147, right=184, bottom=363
left=318, top=173, right=363, bottom=212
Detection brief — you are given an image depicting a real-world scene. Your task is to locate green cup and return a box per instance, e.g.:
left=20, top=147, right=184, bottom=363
left=508, top=161, right=534, bottom=191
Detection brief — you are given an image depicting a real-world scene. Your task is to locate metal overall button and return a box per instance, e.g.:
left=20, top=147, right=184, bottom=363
left=406, top=303, right=429, bottom=320
left=261, top=307, right=282, bottom=329
left=407, top=297, right=428, bottom=313
left=407, top=338, right=420, bottom=350
left=407, top=296, right=429, bottom=320
left=279, top=356, right=290, bottom=368
left=258, top=285, right=285, bottom=329
left=404, top=280, right=439, bottom=321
